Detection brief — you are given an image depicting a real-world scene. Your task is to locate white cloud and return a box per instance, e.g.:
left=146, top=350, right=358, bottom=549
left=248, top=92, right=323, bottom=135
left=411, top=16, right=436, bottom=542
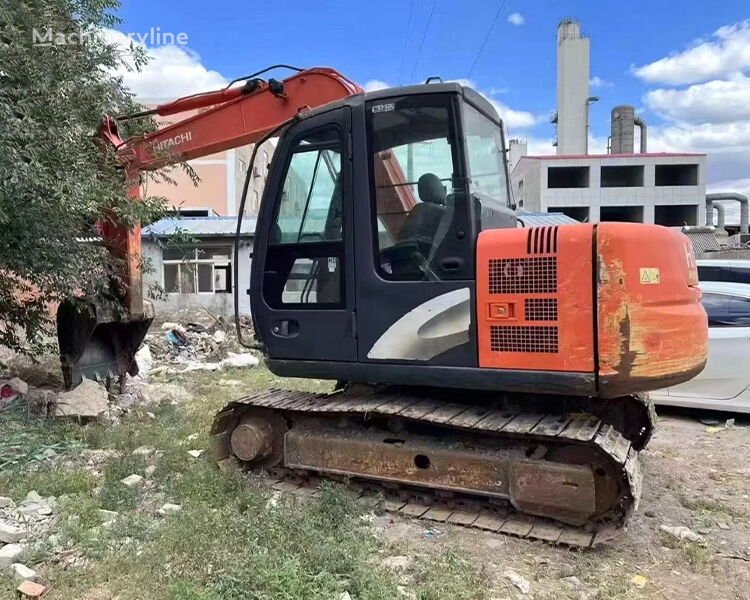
left=507, top=13, right=525, bottom=26
left=589, top=76, right=612, bottom=88
left=104, top=28, right=227, bottom=99
left=632, top=20, right=750, bottom=85
left=644, top=74, right=750, bottom=124
left=363, top=79, right=389, bottom=92
left=649, top=120, right=750, bottom=153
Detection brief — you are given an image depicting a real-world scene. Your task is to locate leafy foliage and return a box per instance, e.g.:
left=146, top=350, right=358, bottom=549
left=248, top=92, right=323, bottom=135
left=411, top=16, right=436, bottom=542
left=0, top=0, right=170, bottom=353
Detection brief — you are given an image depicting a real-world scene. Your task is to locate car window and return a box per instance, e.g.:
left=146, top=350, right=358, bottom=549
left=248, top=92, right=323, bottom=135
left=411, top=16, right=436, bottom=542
left=728, top=296, right=750, bottom=326
left=702, top=292, right=750, bottom=327
left=702, top=293, right=731, bottom=327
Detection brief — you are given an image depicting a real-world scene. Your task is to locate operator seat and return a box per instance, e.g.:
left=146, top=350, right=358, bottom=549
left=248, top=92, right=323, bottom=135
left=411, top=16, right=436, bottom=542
left=397, top=173, right=447, bottom=246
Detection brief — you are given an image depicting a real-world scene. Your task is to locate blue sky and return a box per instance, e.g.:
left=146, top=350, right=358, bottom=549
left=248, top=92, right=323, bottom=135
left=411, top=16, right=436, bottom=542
left=114, top=0, right=750, bottom=195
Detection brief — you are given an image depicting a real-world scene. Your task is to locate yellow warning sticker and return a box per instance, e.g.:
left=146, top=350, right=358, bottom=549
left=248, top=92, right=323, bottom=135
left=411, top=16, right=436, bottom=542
left=639, top=268, right=660, bottom=284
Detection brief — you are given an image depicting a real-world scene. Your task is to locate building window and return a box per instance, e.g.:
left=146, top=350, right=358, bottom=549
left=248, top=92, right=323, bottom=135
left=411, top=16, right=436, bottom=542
left=601, top=165, right=644, bottom=187
left=547, top=166, right=589, bottom=188
left=655, top=164, right=698, bottom=186
left=162, top=245, right=232, bottom=294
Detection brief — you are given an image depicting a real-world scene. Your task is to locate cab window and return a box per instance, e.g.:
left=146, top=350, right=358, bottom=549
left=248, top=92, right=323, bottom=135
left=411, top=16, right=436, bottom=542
left=367, top=96, right=471, bottom=281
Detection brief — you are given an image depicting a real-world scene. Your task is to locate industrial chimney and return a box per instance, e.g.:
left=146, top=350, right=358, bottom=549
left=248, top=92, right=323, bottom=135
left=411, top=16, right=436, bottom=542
left=555, top=19, right=590, bottom=155
left=610, top=105, right=647, bottom=154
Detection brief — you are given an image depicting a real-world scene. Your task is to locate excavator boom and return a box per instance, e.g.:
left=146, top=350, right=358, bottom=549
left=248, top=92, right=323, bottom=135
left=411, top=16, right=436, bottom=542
left=59, top=66, right=362, bottom=389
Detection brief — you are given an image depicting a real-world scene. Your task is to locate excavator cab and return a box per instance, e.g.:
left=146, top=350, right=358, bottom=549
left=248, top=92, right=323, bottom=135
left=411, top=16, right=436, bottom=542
left=251, top=83, right=517, bottom=370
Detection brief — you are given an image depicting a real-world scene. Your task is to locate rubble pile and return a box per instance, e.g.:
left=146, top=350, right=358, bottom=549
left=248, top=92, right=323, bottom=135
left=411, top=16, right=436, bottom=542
left=141, top=314, right=258, bottom=375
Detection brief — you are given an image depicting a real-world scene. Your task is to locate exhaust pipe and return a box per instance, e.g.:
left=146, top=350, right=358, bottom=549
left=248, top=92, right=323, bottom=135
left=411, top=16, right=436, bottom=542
left=706, top=193, right=749, bottom=234
left=633, top=116, right=647, bottom=154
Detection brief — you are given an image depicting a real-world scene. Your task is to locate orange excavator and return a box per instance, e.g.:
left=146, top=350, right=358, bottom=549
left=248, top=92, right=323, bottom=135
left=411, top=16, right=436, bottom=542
left=59, top=65, right=708, bottom=546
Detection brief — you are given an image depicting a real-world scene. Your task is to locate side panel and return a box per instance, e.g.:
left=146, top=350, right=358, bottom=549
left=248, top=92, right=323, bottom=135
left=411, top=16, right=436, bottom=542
left=477, top=225, right=595, bottom=372
left=597, top=223, right=708, bottom=394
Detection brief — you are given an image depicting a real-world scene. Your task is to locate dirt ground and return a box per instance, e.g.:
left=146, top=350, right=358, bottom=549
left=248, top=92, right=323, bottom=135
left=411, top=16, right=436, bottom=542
left=374, top=408, right=750, bottom=600
left=2, top=348, right=750, bottom=599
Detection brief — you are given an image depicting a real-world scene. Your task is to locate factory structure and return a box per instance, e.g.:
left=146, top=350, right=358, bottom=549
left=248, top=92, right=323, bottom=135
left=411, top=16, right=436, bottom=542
left=511, top=19, right=715, bottom=229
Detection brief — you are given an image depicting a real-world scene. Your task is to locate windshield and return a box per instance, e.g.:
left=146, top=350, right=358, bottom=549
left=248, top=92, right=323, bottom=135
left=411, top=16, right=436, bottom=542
left=463, top=102, right=509, bottom=206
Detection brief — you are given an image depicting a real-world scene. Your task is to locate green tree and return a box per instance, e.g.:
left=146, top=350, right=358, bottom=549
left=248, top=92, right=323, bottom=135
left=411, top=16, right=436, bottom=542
left=0, top=0, right=169, bottom=354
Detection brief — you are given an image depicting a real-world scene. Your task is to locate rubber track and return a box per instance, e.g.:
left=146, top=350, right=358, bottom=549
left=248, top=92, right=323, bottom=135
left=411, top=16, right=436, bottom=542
left=211, top=388, right=645, bottom=548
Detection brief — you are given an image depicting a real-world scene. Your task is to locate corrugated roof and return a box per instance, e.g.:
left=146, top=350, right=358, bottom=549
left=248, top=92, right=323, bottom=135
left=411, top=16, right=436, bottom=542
left=682, top=228, right=721, bottom=253
left=518, top=212, right=580, bottom=226
left=142, top=216, right=257, bottom=238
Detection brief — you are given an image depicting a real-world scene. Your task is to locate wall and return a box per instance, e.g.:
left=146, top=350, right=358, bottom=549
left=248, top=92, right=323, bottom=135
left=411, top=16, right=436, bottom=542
left=142, top=236, right=253, bottom=316
left=556, top=20, right=590, bottom=155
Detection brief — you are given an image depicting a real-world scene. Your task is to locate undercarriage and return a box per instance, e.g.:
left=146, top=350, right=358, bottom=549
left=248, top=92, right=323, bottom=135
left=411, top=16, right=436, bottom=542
left=210, top=386, right=654, bottom=548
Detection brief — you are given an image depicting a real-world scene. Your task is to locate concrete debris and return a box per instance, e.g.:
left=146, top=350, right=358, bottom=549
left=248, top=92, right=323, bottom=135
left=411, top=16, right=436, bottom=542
left=40, top=448, right=56, bottom=460
left=503, top=569, right=530, bottom=594
left=0, top=543, right=24, bottom=568
left=213, top=329, right=226, bottom=343
left=561, top=576, right=581, bottom=588
left=16, top=580, right=47, bottom=598
left=98, top=509, right=119, bottom=524
left=121, top=474, right=143, bottom=488
left=23, top=492, right=42, bottom=505
left=132, top=446, right=154, bottom=456
left=55, top=379, right=108, bottom=419
left=717, top=521, right=730, bottom=530
left=187, top=449, right=203, bottom=458
left=0, top=521, right=25, bottom=543
left=660, top=525, right=704, bottom=542
left=338, top=593, right=352, bottom=600
left=158, top=503, right=182, bottom=516
left=160, top=322, right=186, bottom=333
left=11, top=563, right=37, bottom=584
left=144, top=465, right=157, bottom=478
left=221, top=352, right=259, bottom=369
left=725, top=418, right=735, bottom=429
left=0, top=497, right=13, bottom=509
left=135, top=344, right=153, bottom=378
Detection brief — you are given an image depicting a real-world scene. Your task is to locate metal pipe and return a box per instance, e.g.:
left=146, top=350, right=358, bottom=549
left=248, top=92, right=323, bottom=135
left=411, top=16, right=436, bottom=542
left=633, top=116, right=647, bottom=153
left=714, top=203, right=726, bottom=230
left=706, top=193, right=749, bottom=234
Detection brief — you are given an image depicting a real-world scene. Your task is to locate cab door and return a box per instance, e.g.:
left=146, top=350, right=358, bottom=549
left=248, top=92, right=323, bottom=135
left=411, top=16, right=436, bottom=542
left=251, top=107, right=356, bottom=361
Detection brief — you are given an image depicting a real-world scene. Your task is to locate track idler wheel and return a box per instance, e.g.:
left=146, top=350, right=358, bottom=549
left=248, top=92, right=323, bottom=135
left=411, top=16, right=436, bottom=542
left=229, top=408, right=287, bottom=468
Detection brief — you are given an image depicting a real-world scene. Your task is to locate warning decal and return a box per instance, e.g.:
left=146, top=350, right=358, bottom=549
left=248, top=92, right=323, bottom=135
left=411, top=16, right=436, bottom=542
left=639, top=268, right=661, bottom=285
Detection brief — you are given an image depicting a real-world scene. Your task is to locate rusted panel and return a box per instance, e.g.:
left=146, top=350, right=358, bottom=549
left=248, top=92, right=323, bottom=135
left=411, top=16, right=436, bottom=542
left=596, top=223, right=708, bottom=396
left=509, top=459, right=596, bottom=526
left=284, top=428, right=512, bottom=498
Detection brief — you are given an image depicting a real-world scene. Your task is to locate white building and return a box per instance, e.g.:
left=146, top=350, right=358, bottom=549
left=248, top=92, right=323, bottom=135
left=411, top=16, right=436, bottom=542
left=511, top=152, right=707, bottom=225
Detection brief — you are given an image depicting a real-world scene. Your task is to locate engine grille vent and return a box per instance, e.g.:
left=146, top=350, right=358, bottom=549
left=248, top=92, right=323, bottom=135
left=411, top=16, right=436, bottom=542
left=526, top=226, right=558, bottom=255
left=488, top=257, right=557, bottom=294
left=524, top=298, right=558, bottom=321
left=490, top=325, right=559, bottom=353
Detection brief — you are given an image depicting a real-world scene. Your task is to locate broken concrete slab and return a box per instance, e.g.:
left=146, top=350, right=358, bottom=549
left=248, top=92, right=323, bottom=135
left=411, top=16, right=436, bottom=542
left=0, top=543, right=24, bottom=568
left=55, top=379, right=108, bottom=419
left=98, top=509, right=119, bottom=524
left=660, top=524, right=703, bottom=542
left=158, top=503, right=182, bottom=516
left=221, top=352, right=259, bottom=369
left=0, top=522, right=25, bottom=543
left=121, top=474, right=143, bottom=488
left=0, top=497, right=12, bottom=508
left=187, top=449, right=203, bottom=458
left=11, top=563, right=37, bottom=585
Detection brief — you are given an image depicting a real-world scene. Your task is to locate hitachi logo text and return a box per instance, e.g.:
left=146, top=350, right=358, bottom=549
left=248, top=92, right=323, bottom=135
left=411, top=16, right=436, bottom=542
left=151, top=132, right=192, bottom=153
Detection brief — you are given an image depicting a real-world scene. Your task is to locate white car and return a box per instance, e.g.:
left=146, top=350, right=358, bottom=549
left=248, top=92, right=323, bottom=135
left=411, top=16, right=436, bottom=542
left=651, top=281, right=750, bottom=413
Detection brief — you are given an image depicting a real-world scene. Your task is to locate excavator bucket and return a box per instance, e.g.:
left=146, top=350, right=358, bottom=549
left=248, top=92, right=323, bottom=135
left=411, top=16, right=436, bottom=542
left=57, top=297, right=154, bottom=390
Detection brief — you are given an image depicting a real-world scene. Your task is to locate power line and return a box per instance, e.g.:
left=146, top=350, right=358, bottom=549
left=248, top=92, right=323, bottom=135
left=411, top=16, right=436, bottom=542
left=466, top=0, right=509, bottom=80
left=398, top=0, right=416, bottom=85
left=409, top=0, right=438, bottom=83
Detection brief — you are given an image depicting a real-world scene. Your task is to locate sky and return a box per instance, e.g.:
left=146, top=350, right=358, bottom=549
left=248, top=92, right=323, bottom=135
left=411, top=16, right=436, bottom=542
left=112, top=0, right=750, bottom=200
